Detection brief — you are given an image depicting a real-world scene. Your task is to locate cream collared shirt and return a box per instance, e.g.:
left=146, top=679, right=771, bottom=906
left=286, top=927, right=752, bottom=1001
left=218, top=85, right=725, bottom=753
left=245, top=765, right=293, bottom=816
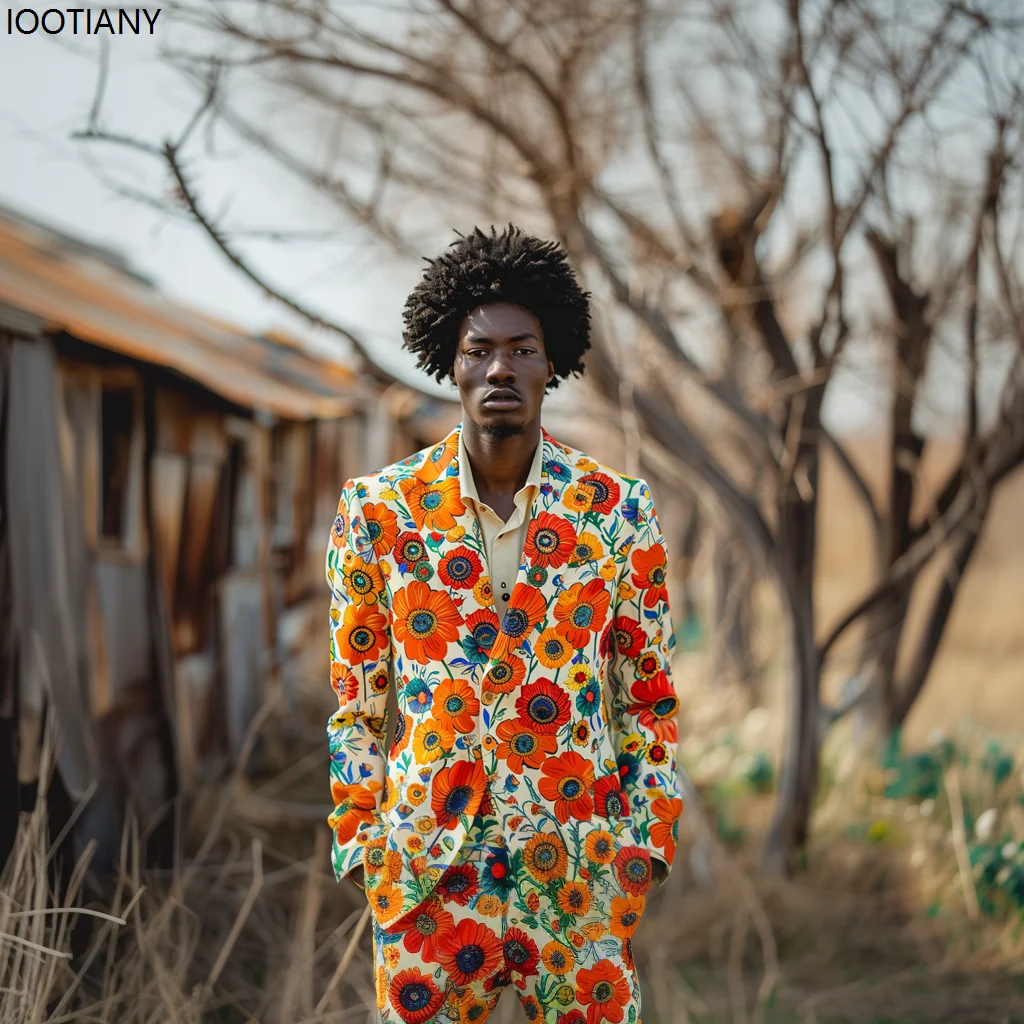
left=458, top=427, right=544, bottom=606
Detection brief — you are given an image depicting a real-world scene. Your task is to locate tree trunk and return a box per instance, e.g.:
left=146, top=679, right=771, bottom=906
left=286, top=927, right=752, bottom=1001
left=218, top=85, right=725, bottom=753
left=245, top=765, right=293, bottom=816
left=710, top=537, right=755, bottom=688
left=761, top=447, right=821, bottom=875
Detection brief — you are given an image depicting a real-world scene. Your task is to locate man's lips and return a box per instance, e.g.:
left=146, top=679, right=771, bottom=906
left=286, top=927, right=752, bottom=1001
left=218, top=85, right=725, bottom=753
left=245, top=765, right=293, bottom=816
left=482, top=390, right=522, bottom=407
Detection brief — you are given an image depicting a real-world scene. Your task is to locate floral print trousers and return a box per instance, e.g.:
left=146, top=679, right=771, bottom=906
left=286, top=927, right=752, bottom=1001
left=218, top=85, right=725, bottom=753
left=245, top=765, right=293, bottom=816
left=370, top=812, right=645, bottom=1024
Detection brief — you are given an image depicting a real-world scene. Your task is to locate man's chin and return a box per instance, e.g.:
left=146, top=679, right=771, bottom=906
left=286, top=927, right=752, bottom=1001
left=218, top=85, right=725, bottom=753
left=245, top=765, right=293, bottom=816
left=480, top=423, right=524, bottom=440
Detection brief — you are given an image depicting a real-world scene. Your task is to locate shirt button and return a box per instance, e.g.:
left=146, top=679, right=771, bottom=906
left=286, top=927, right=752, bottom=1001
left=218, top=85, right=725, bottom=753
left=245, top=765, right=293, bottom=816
left=501, top=593, right=510, bottom=602
left=501, top=582, right=507, bottom=590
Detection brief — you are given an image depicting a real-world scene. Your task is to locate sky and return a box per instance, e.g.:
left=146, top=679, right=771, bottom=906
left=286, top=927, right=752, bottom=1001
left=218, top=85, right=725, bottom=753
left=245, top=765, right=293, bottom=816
left=0, top=11, right=989, bottom=437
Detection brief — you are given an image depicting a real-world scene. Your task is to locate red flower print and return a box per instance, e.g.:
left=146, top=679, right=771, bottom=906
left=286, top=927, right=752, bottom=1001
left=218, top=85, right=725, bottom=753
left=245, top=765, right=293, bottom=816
left=431, top=759, right=487, bottom=829
left=630, top=543, right=668, bottom=607
left=395, top=531, right=428, bottom=567
left=625, top=671, right=679, bottom=743
left=614, top=845, right=653, bottom=896
left=335, top=603, right=388, bottom=665
left=502, top=926, right=540, bottom=978
left=491, top=584, right=547, bottom=660
left=434, top=862, right=480, bottom=905
left=593, top=772, right=629, bottom=820
left=396, top=898, right=456, bottom=962
left=553, top=578, right=611, bottom=650
left=495, top=717, right=558, bottom=772
left=392, top=581, right=461, bottom=664
left=538, top=751, right=596, bottom=823
left=388, top=967, right=444, bottom=1024
left=575, top=959, right=631, bottom=1024
left=437, top=919, right=504, bottom=985
left=515, top=678, right=571, bottom=735
left=611, top=616, right=645, bottom=659
left=577, top=472, right=620, bottom=515
left=439, top=546, right=483, bottom=590
left=524, top=512, right=577, bottom=569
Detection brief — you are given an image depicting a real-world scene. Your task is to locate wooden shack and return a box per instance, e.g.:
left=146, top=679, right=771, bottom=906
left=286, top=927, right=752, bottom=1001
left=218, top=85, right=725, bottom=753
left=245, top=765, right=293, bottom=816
left=0, top=204, right=442, bottom=877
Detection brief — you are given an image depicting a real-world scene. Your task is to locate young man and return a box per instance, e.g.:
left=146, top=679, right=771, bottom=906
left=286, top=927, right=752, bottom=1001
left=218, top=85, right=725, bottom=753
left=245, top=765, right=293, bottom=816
left=326, top=226, right=682, bottom=1024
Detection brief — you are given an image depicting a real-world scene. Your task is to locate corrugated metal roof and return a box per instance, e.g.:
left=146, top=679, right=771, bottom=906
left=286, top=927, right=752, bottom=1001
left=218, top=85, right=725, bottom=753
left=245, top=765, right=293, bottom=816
left=0, top=211, right=364, bottom=420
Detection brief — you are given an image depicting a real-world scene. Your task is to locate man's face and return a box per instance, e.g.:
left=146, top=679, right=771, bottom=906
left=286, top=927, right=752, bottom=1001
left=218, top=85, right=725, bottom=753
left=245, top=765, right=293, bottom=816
left=453, top=302, right=554, bottom=436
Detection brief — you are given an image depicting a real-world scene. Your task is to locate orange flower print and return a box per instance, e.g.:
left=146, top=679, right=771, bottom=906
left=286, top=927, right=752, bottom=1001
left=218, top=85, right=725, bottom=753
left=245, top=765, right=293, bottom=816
left=392, top=581, right=461, bottom=664
left=341, top=555, right=386, bottom=604
left=369, top=881, right=404, bottom=924
left=336, top=603, right=388, bottom=665
left=515, top=678, right=571, bottom=735
left=329, top=781, right=379, bottom=844
left=611, top=616, right=646, bottom=659
left=553, top=578, right=611, bottom=650
left=412, top=717, right=455, bottom=762
left=438, top=546, right=483, bottom=590
left=625, top=671, right=679, bottom=743
left=584, top=828, right=617, bottom=865
left=362, top=502, right=399, bottom=558
left=538, top=751, right=596, bottom=823
left=609, top=893, right=646, bottom=938
left=578, top=472, right=621, bottom=514
left=495, top=718, right=558, bottom=772
left=431, top=759, right=487, bottom=829
left=482, top=654, right=526, bottom=695
left=650, top=797, right=683, bottom=863
left=400, top=477, right=466, bottom=533
left=535, top=627, right=574, bottom=669
left=575, top=960, right=631, bottom=1024
left=523, top=833, right=568, bottom=883
left=568, top=531, right=605, bottom=566
left=491, top=584, right=547, bottom=660
left=417, top=433, right=458, bottom=483
left=433, top=678, right=479, bottom=734
left=630, top=542, right=668, bottom=607
left=524, top=512, right=577, bottom=569
left=556, top=880, right=592, bottom=916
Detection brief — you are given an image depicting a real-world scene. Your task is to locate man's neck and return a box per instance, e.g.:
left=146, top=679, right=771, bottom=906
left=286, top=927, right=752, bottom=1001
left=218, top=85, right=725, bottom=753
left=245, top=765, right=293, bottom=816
left=461, top=416, right=541, bottom=512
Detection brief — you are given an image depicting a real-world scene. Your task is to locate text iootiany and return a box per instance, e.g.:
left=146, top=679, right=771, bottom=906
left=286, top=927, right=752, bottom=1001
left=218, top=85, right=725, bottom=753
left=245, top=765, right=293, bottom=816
left=6, top=7, right=162, bottom=35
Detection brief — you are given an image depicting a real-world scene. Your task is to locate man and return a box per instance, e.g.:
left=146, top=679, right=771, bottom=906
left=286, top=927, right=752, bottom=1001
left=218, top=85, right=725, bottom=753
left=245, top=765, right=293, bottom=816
left=326, top=226, right=682, bottom=1024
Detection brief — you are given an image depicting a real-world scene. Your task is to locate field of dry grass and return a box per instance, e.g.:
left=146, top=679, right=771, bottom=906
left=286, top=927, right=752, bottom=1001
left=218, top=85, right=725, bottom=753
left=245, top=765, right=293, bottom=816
left=4, top=687, right=1024, bottom=1024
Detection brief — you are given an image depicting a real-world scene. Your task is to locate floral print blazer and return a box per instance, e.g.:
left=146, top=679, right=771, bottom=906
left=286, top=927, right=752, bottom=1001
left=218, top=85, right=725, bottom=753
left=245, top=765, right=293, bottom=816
left=326, top=424, right=682, bottom=927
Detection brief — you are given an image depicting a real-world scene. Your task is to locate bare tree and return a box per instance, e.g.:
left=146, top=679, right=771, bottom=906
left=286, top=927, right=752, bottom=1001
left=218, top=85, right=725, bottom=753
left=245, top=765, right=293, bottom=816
left=78, top=0, right=1024, bottom=873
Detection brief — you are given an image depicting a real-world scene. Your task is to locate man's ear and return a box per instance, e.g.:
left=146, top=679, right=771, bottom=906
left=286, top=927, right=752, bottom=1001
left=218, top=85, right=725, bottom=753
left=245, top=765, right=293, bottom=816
left=547, top=361, right=555, bottom=385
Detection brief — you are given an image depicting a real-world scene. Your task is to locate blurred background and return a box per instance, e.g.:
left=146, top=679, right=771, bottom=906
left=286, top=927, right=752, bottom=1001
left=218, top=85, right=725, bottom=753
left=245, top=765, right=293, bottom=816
left=1, top=1, right=1023, bottom=1021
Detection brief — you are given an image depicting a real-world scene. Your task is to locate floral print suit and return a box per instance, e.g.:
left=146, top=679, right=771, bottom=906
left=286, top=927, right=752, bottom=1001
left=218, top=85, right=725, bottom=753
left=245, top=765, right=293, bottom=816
left=326, top=425, right=682, bottom=1024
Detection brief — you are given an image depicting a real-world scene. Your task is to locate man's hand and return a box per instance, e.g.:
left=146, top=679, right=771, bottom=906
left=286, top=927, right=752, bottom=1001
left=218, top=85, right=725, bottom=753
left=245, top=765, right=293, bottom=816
left=350, top=865, right=366, bottom=891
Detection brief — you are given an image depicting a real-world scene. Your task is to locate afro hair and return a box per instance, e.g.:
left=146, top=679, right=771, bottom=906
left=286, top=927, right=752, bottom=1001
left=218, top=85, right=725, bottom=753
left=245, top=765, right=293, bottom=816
left=401, top=225, right=591, bottom=389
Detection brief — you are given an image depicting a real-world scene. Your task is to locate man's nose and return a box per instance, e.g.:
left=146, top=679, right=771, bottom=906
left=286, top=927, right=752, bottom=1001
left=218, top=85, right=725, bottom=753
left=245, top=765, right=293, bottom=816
left=486, top=353, right=516, bottom=383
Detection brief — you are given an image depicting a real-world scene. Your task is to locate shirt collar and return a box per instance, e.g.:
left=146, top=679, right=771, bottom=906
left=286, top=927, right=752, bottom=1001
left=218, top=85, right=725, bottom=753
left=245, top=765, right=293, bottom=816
left=458, top=423, right=544, bottom=509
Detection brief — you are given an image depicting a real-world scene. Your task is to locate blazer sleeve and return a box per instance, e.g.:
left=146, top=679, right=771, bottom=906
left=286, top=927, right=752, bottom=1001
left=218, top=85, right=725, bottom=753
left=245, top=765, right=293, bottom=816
left=607, top=478, right=683, bottom=881
left=325, top=480, right=392, bottom=882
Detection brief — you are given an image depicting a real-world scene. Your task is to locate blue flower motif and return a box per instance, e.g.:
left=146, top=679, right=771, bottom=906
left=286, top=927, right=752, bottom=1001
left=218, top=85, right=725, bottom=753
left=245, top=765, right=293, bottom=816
left=480, top=849, right=515, bottom=896
left=576, top=678, right=603, bottom=718
left=356, top=483, right=369, bottom=498
left=545, top=459, right=572, bottom=483
left=616, top=750, right=643, bottom=788
left=621, top=498, right=640, bottom=523
left=404, top=677, right=433, bottom=713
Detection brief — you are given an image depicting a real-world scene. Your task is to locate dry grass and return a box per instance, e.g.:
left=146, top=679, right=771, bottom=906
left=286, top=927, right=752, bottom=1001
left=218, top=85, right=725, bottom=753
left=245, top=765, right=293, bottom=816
left=5, top=700, right=1024, bottom=1024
